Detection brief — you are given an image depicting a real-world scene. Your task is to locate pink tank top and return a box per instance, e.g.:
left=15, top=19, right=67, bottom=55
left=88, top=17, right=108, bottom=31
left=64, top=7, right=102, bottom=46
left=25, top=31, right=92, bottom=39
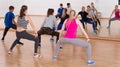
left=115, top=10, right=120, bottom=18
left=64, top=19, right=78, bottom=38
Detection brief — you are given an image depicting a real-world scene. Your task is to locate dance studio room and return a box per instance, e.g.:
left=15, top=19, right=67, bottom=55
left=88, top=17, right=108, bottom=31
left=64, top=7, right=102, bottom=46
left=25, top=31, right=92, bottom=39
left=0, top=0, right=120, bottom=67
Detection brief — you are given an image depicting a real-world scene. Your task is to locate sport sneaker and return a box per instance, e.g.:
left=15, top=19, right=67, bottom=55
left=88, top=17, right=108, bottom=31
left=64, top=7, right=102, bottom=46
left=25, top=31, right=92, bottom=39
left=50, top=37, right=54, bottom=41
left=93, top=30, right=97, bottom=35
left=53, top=56, right=57, bottom=61
left=8, top=50, right=12, bottom=54
left=34, top=53, right=40, bottom=58
left=1, top=37, right=4, bottom=41
left=60, top=46, right=63, bottom=49
left=87, top=61, right=95, bottom=65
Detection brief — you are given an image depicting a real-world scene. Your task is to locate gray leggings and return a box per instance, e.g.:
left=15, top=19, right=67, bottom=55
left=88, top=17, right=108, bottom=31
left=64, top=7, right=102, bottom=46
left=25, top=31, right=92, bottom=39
left=108, top=18, right=120, bottom=26
left=54, top=38, right=91, bottom=60
left=10, top=30, right=39, bottom=53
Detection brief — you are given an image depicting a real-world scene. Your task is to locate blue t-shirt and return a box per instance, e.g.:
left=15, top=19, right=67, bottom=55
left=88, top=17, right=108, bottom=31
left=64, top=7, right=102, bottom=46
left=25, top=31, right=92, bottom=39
left=4, top=12, right=15, bottom=27
left=57, top=8, right=64, bottom=17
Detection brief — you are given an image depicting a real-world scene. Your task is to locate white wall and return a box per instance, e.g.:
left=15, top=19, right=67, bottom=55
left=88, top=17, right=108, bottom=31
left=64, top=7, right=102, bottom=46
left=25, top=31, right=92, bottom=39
left=95, top=0, right=118, bottom=18
left=0, top=0, right=119, bottom=18
left=0, top=0, right=93, bottom=16
left=0, top=0, right=24, bottom=17
left=23, top=0, right=93, bottom=15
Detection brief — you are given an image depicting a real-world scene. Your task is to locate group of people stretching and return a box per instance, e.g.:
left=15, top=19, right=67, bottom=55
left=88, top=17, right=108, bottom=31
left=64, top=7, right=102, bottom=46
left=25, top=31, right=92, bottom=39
left=1, top=2, right=120, bottom=65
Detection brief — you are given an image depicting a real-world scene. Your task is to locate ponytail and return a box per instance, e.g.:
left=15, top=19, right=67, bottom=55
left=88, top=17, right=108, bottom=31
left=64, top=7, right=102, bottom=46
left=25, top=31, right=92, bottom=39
left=19, top=5, right=28, bottom=18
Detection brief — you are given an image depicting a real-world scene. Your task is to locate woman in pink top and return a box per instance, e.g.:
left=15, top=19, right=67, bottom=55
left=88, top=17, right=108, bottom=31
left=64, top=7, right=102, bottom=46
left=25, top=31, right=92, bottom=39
left=107, top=5, right=120, bottom=28
left=53, top=10, right=95, bottom=64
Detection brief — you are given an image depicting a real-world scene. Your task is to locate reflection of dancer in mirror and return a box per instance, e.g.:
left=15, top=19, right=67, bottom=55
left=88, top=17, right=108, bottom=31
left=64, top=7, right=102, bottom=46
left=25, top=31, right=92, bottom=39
left=107, top=5, right=120, bottom=28
left=57, top=8, right=69, bottom=30
left=66, top=3, right=72, bottom=16
left=53, top=10, right=95, bottom=65
left=87, top=5, right=98, bottom=30
left=87, top=6, right=97, bottom=34
left=91, top=2, right=101, bottom=27
left=1, top=6, right=23, bottom=45
left=9, top=5, right=40, bottom=58
left=77, top=6, right=97, bottom=35
left=57, top=3, right=64, bottom=18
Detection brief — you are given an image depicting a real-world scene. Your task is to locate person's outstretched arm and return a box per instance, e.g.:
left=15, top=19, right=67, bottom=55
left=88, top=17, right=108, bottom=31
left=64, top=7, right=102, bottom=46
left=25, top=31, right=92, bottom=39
left=76, top=19, right=90, bottom=42
left=26, top=16, right=37, bottom=35
left=110, top=9, right=115, bottom=19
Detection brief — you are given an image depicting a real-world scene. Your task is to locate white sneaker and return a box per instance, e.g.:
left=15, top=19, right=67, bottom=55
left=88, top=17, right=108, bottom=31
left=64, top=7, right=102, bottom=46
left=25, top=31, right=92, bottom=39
left=8, top=50, right=12, bottom=54
left=53, top=56, right=57, bottom=61
left=34, top=53, right=40, bottom=58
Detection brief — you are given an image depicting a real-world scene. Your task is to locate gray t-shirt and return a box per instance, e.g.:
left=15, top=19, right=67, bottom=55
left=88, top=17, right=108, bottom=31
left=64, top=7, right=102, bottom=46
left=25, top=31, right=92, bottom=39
left=41, top=15, right=57, bottom=30
left=17, top=16, right=28, bottom=29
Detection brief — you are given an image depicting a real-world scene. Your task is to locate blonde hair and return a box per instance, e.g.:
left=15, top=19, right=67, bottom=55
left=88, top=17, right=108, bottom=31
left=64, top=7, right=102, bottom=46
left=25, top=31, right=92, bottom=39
left=115, top=5, right=118, bottom=11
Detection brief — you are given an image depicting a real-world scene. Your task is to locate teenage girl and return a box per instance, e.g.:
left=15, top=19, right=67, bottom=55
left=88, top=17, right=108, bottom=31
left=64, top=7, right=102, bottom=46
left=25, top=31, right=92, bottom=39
left=53, top=10, right=95, bottom=64
left=8, top=5, right=40, bottom=57
left=87, top=5, right=97, bottom=34
left=77, top=6, right=97, bottom=34
left=107, top=5, right=120, bottom=28
left=57, top=8, right=69, bottom=30
left=91, top=2, right=101, bottom=27
left=37, top=8, right=59, bottom=45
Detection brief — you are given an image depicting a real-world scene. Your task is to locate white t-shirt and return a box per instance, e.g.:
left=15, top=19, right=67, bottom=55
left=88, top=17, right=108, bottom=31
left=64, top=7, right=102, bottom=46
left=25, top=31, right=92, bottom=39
left=66, top=7, right=72, bottom=15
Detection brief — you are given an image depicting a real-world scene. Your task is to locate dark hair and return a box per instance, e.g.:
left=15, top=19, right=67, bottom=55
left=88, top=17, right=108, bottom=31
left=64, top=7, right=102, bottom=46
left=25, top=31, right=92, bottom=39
left=9, top=6, right=14, bottom=10
left=82, top=6, right=85, bottom=10
left=47, top=8, right=54, bottom=17
left=67, top=3, right=70, bottom=6
left=87, top=5, right=91, bottom=8
left=91, top=2, right=94, bottom=5
left=19, top=5, right=28, bottom=18
left=60, top=3, right=63, bottom=6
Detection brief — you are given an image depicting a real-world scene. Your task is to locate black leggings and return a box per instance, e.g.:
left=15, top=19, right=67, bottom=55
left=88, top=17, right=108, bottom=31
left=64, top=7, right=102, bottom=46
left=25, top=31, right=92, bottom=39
left=38, top=27, right=59, bottom=44
left=2, top=24, right=17, bottom=40
left=10, top=30, right=39, bottom=53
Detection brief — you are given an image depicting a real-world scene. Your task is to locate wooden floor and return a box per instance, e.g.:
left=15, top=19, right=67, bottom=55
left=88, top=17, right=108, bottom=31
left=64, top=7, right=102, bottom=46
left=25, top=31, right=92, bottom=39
left=0, top=16, right=120, bottom=67
left=0, top=31, right=120, bottom=67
